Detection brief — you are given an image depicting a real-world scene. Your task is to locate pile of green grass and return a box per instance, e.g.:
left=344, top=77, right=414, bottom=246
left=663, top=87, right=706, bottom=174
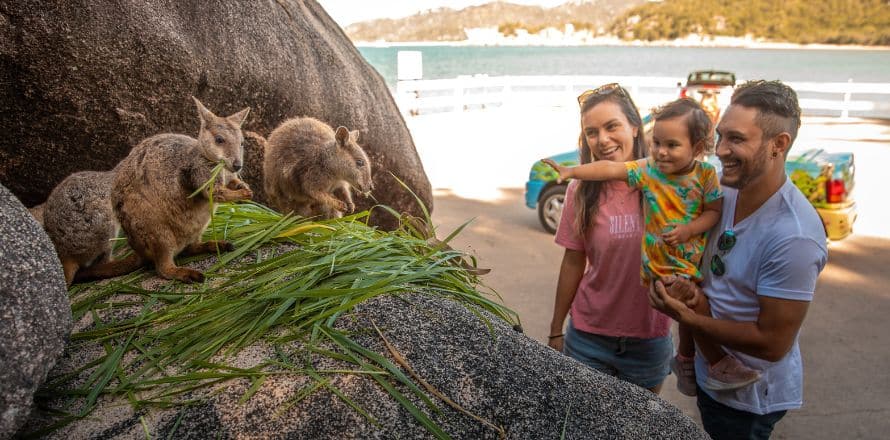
left=32, top=199, right=519, bottom=439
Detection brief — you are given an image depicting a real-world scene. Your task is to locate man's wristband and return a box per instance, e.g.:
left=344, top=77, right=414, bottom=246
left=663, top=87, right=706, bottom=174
left=548, top=333, right=564, bottom=340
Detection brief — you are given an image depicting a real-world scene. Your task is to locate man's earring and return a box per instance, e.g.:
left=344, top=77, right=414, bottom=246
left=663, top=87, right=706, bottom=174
left=772, top=151, right=778, bottom=158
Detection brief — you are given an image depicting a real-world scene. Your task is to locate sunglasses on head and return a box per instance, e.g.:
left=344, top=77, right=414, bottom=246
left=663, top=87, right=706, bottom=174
left=576, top=83, right=629, bottom=107
left=709, top=229, right=737, bottom=276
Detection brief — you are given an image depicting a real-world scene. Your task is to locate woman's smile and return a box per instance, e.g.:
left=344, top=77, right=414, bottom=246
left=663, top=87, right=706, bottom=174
left=599, top=145, right=621, bottom=158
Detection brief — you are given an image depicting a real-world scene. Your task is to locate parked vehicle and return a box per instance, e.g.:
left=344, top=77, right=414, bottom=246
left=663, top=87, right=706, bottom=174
left=679, top=70, right=736, bottom=124
left=525, top=149, right=857, bottom=240
left=525, top=150, right=576, bottom=234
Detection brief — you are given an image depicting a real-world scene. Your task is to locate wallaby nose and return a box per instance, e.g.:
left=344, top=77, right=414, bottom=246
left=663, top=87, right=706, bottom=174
left=232, top=163, right=242, bottom=172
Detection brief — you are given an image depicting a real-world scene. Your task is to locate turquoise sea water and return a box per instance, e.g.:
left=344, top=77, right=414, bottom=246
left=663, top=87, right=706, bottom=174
left=358, top=45, right=890, bottom=88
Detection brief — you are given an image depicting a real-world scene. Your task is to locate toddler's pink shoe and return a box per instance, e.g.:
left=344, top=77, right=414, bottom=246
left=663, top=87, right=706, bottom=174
left=703, top=354, right=761, bottom=391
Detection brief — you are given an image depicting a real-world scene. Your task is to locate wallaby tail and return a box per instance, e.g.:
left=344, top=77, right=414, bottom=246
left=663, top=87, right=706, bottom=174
left=28, top=203, right=46, bottom=225
left=245, top=131, right=269, bottom=150
left=74, top=253, right=145, bottom=284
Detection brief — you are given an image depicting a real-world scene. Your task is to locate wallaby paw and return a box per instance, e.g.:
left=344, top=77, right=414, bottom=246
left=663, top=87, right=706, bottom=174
left=235, top=188, right=253, bottom=200
left=345, top=202, right=356, bottom=213
left=205, top=240, right=235, bottom=252
left=333, top=200, right=347, bottom=212
left=174, top=268, right=205, bottom=284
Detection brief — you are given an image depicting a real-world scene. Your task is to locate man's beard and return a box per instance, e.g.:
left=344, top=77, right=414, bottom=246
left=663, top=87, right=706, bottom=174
left=723, top=140, right=770, bottom=190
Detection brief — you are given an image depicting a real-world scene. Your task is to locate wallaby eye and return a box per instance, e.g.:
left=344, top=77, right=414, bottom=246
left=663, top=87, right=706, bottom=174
left=214, top=136, right=224, bottom=144
left=356, top=159, right=365, bottom=167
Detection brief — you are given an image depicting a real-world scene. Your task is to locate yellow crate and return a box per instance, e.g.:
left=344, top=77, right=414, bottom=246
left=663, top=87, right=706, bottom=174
left=817, top=202, right=857, bottom=241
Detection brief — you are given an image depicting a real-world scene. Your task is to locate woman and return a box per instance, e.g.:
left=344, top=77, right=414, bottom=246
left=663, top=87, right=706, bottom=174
left=547, top=83, right=672, bottom=393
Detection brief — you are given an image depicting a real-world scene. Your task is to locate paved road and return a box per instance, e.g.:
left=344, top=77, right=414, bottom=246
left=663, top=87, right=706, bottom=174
left=421, top=115, right=890, bottom=438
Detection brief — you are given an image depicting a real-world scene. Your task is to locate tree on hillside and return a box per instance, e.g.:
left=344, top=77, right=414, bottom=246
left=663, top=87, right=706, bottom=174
left=610, top=0, right=890, bottom=45
left=344, top=0, right=645, bottom=42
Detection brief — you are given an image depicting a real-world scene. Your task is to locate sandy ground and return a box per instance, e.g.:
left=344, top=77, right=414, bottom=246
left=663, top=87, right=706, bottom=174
left=410, top=108, right=890, bottom=438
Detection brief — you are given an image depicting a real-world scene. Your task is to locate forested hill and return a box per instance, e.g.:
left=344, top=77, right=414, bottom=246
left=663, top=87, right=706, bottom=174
left=611, top=0, right=890, bottom=46
left=344, top=0, right=644, bottom=42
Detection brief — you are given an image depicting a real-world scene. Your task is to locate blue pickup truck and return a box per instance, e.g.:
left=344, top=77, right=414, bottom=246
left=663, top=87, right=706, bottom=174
left=525, top=149, right=856, bottom=240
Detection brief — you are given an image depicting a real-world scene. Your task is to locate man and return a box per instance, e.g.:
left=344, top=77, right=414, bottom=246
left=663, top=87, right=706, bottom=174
left=650, top=80, right=828, bottom=439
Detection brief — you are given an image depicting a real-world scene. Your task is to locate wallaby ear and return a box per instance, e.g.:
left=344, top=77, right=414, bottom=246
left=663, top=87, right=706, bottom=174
left=192, top=96, right=215, bottom=126
left=335, top=126, right=349, bottom=147
left=349, top=129, right=360, bottom=143
left=228, top=107, right=251, bottom=127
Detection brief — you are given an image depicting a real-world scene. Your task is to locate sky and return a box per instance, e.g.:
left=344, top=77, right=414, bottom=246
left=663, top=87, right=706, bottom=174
left=317, top=0, right=567, bottom=27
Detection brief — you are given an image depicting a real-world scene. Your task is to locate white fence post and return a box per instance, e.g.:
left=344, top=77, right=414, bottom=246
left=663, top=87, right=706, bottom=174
left=841, top=78, right=853, bottom=119
left=502, top=78, right=513, bottom=108
left=396, top=51, right=424, bottom=117
left=454, top=76, right=466, bottom=112
left=565, top=80, right=573, bottom=106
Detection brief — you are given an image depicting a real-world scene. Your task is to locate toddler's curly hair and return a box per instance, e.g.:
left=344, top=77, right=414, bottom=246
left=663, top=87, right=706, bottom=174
left=653, top=98, right=715, bottom=155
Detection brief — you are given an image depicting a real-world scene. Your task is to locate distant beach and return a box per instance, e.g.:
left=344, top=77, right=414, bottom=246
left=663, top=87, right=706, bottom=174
left=357, top=44, right=890, bottom=90
left=354, top=36, right=890, bottom=52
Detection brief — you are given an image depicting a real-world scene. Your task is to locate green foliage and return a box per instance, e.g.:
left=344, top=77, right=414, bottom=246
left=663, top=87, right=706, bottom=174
left=345, top=0, right=644, bottom=42
left=499, top=22, right=520, bottom=37
left=570, top=21, right=596, bottom=32
left=29, top=201, right=518, bottom=438
left=525, top=23, right=547, bottom=35
left=498, top=22, right=556, bottom=36
left=610, top=0, right=890, bottom=45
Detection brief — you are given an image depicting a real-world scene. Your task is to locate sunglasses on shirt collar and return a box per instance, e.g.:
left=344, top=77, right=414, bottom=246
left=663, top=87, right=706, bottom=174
left=710, top=229, right=737, bottom=276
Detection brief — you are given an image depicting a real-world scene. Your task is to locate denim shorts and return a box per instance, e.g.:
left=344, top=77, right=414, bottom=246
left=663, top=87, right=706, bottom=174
left=563, top=320, right=672, bottom=389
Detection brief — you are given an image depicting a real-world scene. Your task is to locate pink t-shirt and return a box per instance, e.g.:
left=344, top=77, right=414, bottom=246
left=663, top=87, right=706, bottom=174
left=554, top=180, right=671, bottom=338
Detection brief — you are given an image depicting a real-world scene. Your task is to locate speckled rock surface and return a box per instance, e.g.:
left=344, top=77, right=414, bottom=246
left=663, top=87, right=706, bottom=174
left=0, top=0, right=431, bottom=230
left=22, top=277, right=706, bottom=439
left=0, top=184, right=71, bottom=438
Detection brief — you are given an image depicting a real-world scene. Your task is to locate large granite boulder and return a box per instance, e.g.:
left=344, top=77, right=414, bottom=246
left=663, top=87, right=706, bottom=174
left=22, top=285, right=705, bottom=439
left=0, top=0, right=431, bottom=230
left=0, top=184, right=71, bottom=438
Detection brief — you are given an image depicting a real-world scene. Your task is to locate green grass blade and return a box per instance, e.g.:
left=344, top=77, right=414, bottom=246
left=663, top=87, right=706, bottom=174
left=239, top=375, right=267, bottom=405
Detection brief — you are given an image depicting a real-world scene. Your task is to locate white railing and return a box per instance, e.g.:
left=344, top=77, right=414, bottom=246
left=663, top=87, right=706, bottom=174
left=396, top=75, right=890, bottom=119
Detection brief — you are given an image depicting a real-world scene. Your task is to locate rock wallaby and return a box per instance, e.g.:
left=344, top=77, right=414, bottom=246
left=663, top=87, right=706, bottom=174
left=41, top=170, right=121, bottom=285
left=255, top=117, right=373, bottom=219
left=112, top=97, right=252, bottom=283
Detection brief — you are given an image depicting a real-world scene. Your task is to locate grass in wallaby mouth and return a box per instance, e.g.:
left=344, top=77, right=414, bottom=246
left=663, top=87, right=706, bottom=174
left=29, top=199, right=519, bottom=439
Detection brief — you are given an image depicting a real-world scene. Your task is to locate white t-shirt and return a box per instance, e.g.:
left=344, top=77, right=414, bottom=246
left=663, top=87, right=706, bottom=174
left=695, top=177, right=828, bottom=414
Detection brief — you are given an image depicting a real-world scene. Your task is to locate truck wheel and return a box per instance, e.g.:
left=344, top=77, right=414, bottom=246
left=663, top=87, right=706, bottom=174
left=538, top=185, right=567, bottom=234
